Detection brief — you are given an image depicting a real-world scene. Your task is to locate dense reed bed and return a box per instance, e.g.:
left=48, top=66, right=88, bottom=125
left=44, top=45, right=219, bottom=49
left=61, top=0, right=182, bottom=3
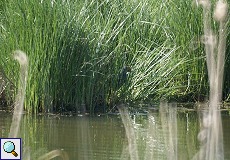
left=0, top=0, right=229, bottom=113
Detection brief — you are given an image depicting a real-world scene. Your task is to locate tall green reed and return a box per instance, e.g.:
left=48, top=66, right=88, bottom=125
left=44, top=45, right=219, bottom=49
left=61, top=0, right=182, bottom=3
left=0, top=0, right=227, bottom=114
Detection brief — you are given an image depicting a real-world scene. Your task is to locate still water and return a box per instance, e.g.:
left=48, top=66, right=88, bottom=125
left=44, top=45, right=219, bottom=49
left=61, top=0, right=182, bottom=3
left=0, top=109, right=230, bottom=160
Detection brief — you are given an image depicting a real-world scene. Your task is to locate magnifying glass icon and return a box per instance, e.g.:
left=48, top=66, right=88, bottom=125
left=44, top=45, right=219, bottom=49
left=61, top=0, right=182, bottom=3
left=3, top=141, right=18, bottom=157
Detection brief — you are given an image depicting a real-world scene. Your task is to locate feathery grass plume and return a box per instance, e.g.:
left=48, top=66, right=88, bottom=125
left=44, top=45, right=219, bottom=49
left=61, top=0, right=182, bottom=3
left=8, top=50, right=28, bottom=138
left=7, top=51, right=69, bottom=159
left=213, top=1, right=228, bottom=22
left=215, top=1, right=228, bottom=102
left=193, top=0, right=228, bottom=159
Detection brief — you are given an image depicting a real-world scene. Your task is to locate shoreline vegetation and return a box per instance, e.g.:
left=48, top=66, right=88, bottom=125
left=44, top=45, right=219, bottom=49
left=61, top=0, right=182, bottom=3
left=0, top=0, right=229, bottom=114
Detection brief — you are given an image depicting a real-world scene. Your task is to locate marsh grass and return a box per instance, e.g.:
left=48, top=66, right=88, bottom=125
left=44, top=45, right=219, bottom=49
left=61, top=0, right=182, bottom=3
left=0, top=0, right=229, bottom=113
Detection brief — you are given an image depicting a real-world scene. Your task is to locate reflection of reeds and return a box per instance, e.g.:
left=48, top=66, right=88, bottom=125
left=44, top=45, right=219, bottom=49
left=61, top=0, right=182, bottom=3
left=76, top=117, right=93, bottom=160
left=118, top=104, right=139, bottom=160
left=159, top=102, right=177, bottom=160
left=143, top=113, right=156, bottom=160
left=38, top=150, right=69, bottom=160
left=118, top=102, right=179, bottom=160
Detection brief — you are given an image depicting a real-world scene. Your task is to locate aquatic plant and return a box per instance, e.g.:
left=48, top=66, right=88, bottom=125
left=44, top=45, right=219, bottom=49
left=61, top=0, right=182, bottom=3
left=1, top=0, right=230, bottom=113
left=0, top=0, right=218, bottom=113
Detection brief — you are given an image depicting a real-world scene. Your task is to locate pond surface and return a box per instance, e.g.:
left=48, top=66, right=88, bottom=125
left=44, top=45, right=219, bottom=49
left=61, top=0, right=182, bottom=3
left=0, top=109, right=230, bottom=160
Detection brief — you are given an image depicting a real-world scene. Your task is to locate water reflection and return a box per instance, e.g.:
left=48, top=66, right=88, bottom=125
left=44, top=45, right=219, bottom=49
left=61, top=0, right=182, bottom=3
left=0, top=110, right=230, bottom=159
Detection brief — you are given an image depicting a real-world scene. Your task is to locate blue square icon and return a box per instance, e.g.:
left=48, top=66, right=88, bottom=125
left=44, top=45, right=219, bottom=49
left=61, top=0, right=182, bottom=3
left=0, top=138, right=22, bottom=160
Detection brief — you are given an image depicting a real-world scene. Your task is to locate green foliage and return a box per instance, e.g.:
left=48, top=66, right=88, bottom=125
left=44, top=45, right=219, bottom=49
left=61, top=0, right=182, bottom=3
left=0, top=0, right=228, bottom=113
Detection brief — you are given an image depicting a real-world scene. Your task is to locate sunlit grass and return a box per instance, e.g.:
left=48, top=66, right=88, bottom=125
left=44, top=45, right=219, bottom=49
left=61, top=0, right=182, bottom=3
left=0, top=0, right=228, bottom=113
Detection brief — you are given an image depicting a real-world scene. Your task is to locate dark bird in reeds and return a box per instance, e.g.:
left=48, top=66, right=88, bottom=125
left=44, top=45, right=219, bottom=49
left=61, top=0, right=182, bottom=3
left=117, top=66, right=131, bottom=88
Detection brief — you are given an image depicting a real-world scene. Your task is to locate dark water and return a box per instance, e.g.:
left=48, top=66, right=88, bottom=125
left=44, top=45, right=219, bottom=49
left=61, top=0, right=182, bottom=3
left=0, top=110, right=230, bottom=160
